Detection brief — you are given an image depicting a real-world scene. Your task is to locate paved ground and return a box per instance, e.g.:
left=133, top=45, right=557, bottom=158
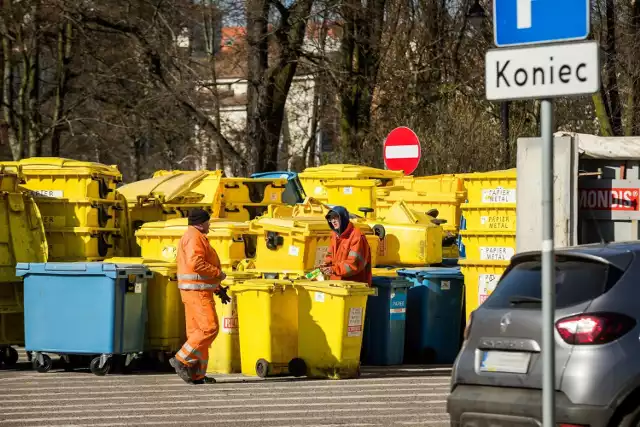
left=0, top=351, right=451, bottom=427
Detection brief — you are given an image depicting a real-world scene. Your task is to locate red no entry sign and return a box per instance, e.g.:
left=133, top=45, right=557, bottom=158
left=383, top=127, right=421, bottom=175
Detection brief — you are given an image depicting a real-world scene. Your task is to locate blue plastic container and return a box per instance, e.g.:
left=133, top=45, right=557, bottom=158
left=250, top=171, right=306, bottom=204
left=361, top=274, right=412, bottom=366
left=398, top=267, right=464, bottom=364
left=17, top=262, right=151, bottom=356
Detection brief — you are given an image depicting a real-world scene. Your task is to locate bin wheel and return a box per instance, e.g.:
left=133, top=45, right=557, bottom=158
left=33, top=354, right=53, bottom=373
left=26, top=351, right=33, bottom=362
left=288, top=358, right=307, bottom=377
left=255, top=359, right=270, bottom=378
left=90, top=357, right=112, bottom=376
left=3, top=347, right=19, bottom=367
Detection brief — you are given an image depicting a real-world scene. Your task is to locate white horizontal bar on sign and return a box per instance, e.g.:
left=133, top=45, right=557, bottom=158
left=385, top=145, right=419, bottom=159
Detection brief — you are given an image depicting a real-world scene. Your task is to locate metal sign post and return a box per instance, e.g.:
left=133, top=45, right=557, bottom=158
left=488, top=0, right=597, bottom=425
left=540, top=98, right=556, bottom=426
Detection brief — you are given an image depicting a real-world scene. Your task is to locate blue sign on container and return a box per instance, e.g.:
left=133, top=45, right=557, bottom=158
left=493, top=0, right=589, bottom=47
left=390, top=291, right=407, bottom=321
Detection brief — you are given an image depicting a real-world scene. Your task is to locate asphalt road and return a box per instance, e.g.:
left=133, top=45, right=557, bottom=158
left=0, top=351, right=452, bottom=427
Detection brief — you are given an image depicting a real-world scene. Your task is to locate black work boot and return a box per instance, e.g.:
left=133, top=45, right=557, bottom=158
left=169, top=358, right=193, bottom=384
left=192, top=376, right=217, bottom=385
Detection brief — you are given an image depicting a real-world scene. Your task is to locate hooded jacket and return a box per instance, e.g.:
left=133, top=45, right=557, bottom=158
left=324, top=206, right=372, bottom=286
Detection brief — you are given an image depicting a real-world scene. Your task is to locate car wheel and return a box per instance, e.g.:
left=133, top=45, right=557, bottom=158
left=615, top=403, right=640, bottom=427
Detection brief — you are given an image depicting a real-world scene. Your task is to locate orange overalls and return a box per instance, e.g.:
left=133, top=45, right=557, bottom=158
left=175, top=226, right=223, bottom=381
left=325, top=222, right=373, bottom=286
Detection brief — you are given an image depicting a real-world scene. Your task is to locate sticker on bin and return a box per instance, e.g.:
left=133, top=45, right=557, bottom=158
left=288, top=245, right=300, bottom=257
left=390, top=294, right=407, bottom=321
left=314, top=186, right=323, bottom=195
left=315, top=292, right=325, bottom=303
left=162, top=246, right=178, bottom=261
left=31, top=189, right=64, bottom=198
left=479, top=273, right=501, bottom=304
left=480, top=246, right=515, bottom=261
left=42, top=216, right=65, bottom=228
left=378, top=237, right=387, bottom=256
left=481, top=188, right=516, bottom=204
left=270, top=192, right=279, bottom=202
left=222, top=300, right=239, bottom=333
left=343, top=186, right=353, bottom=195
left=347, top=307, right=363, bottom=337
left=441, top=280, right=451, bottom=290
left=480, top=216, right=514, bottom=230
left=134, top=282, right=142, bottom=294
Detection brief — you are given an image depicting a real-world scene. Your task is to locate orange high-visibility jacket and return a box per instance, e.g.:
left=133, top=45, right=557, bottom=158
left=176, top=226, right=223, bottom=291
left=324, top=222, right=372, bottom=286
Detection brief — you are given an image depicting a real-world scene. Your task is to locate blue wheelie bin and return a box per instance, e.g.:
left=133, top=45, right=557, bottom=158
left=361, top=270, right=412, bottom=366
left=398, top=267, right=464, bottom=365
left=17, top=262, right=152, bottom=375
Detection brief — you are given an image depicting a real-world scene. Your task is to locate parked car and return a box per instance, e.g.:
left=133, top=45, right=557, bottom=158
left=448, top=241, right=640, bottom=427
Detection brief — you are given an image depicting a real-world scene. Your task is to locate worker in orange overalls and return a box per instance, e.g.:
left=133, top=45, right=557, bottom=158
left=169, top=208, right=230, bottom=385
left=318, top=206, right=372, bottom=286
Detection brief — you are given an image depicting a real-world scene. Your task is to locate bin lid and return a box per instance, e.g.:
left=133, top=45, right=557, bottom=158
left=295, top=280, right=375, bottom=296
left=398, top=266, right=464, bottom=280
left=233, top=279, right=293, bottom=292
left=117, top=172, right=209, bottom=204
left=249, top=217, right=331, bottom=235
left=136, top=218, right=251, bottom=237
left=15, top=158, right=122, bottom=178
left=16, top=262, right=150, bottom=279
left=299, top=164, right=403, bottom=180
left=323, top=179, right=381, bottom=188
left=372, top=267, right=400, bottom=277
left=372, top=275, right=412, bottom=289
left=251, top=171, right=298, bottom=181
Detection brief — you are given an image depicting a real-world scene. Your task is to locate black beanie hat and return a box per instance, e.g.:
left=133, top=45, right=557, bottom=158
left=188, top=208, right=210, bottom=226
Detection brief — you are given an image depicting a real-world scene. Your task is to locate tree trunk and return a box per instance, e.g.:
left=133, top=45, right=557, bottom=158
left=1, top=17, right=19, bottom=160
left=631, top=0, right=640, bottom=135
left=603, top=0, right=623, bottom=135
left=50, top=20, right=73, bottom=157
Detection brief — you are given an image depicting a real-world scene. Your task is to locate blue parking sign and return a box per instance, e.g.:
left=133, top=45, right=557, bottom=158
left=493, top=0, right=590, bottom=47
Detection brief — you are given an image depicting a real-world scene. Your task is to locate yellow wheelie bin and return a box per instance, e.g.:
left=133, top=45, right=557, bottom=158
left=294, top=280, right=375, bottom=379
left=207, top=271, right=261, bottom=374
left=233, top=279, right=299, bottom=377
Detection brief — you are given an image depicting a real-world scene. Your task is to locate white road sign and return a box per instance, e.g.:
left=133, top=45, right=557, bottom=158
left=485, top=40, right=599, bottom=101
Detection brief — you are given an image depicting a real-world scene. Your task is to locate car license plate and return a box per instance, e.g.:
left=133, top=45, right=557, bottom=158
left=480, top=351, right=531, bottom=374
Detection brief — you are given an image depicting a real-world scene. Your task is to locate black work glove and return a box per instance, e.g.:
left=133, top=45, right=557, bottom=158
left=216, top=286, right=231, bottom=305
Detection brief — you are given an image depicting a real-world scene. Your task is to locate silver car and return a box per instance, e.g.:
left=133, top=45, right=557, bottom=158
left=448, top=241, right=640, bottom=427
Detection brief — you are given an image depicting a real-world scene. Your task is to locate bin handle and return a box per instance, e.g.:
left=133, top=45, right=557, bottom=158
left=224, top=183, right=240, bottom=189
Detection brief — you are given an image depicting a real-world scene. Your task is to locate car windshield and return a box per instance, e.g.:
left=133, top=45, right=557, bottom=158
left=483, top=258, right=624, bottom=309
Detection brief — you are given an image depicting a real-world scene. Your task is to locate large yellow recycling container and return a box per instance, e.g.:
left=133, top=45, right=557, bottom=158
left=2, top=157, right=122, bottom=200
left=295, top=280, right=375, bottom=379
left=46, top=227, right=121, bottom=261
left=207, top=271, right=261, bottom=374
left=37, top=198, right=125, bottom=229
left=461, top=203, right=516, bottom=232
left=249, top=217, right=380, bottom=273
left=459, top=259, right=510, bottom=321
left=459, top=230, right=516, bottom=262
left=0, top=192, right=48, bottom=284
left=220, top=177, right=288, bottom=204
left=366, top=201, right=443, bottom=266
left=135, top=218, right=254, bottom=269
left=376, top=189, right=466, bottom=233
left=298, top=164, right=403, bottom=200
left=458, top=169, right=517, bottom=204
left=323, top=179, right=381, bottom=215
left=233, top=279, right=299, bottom=377
left=393, top=174, right=464, bottom=193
